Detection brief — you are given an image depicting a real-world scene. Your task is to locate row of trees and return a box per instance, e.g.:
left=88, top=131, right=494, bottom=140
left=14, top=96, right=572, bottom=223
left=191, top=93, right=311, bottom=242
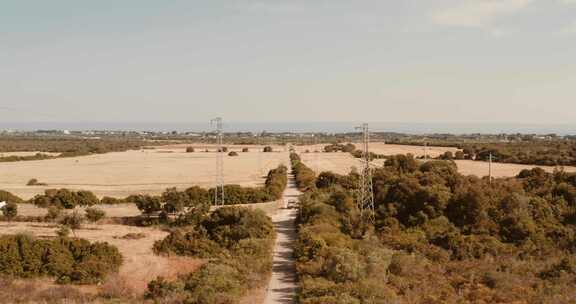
left=0, top=136, right=156, bottom=160
left=291, top=153, right=316, bottom=191
left=132, top=165, right=288, bottom=224
left=324, top=143, right=356, bottom=153
left=459, top=142, right=576, bottom=166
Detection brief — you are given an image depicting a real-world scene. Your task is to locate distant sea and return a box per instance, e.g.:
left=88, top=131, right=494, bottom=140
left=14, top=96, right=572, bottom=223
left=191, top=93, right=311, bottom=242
left=1, top=122, right=575, bottom=135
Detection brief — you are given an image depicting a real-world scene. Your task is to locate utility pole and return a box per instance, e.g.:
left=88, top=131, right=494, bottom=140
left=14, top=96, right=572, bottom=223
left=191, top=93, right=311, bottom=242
left=211, top=117, right=224, bottom=206
left=257, top=132, right=263, bottom=176
left=355, top=123, right=375, bottom=224
left=489, top=152, right=493, bottom=185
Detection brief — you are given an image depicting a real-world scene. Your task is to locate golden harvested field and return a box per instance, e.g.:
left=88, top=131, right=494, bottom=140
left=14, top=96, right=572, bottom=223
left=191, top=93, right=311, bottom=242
left=0, top=222, right=203, bottom=295
left=0, top=145, right=289, bottom=199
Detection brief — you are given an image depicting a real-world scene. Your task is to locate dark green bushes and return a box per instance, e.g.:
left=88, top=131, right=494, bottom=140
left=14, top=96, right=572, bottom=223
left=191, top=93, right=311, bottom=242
left=294, top=155, right=576, bottom=302
left=148, top=207, right=275, bottom=303
left=295, top=190, right=396, bottom=303
left=0, top=234, right=122, bottom=284
left=1, top=202, right=17, bottom=220
left=461, top=141, right=576, bottom=166
left=30, top=189, right=99, bottom=209
left=324, top=143, right=356, bottom=153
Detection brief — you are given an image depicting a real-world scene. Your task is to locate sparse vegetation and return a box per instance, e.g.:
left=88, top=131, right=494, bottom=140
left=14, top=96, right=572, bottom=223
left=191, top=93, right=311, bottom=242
left=228, top=151, right=239, bottom=156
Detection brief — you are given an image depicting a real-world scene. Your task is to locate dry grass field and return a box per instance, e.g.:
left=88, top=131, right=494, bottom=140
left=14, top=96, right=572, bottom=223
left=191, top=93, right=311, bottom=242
left=294, top=143, right=576, bottom=178
left=455, top=159, right=576, bottom=178
left=0, top=145, right=289, bottom=199
left=0, top=222, right=203, bottom=295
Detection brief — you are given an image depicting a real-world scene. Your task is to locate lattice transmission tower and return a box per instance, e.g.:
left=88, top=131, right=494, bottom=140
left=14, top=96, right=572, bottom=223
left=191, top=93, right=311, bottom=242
left=356, top=123, right=375, bottom=223
left=211, top=117, right=225, bottom=206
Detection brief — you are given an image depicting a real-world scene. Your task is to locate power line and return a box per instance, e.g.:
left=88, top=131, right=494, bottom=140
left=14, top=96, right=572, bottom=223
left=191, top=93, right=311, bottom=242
left=355, top=123, right=375, bottom=224
left=211, top=117, right=224, bottom=206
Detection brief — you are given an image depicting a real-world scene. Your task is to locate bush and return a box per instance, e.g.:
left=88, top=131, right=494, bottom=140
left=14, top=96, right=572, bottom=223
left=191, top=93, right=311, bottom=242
left=30, top=189, right=100, bottom=209
left=60, top=211, right=83, bottom=232
left=242, top=148, right=249, bottom=152
left=85, top=207, right=106, bottom=222
left=148, top=207, right=275, bottom=302
left=263, top=146, right=273, bottom=152
left=0, top=234, right=122, bottom=284
left=46, top=206, right=62, bottom=221
left=57, top=225, right=70, bottom=238
left=186, top=147, right=195, bottom=153
left=228, top=151, right=238, bottom=157
left=2, top=202, right=17, bottom=220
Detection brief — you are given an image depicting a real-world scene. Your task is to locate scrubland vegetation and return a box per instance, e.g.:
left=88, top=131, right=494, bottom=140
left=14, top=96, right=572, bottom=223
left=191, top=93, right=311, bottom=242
left=0, top=234, right=122, bottom=284
left=294, top=153, right=576, bottom=303
left=0, top=136, right=155, bottom=162
left=146, top=206, right=275, bottom=303
left=459, top=142, right=576, bottom=166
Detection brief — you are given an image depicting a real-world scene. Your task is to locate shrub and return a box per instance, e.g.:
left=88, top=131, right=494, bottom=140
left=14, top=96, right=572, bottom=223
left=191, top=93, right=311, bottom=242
left=263, top=146, right=273, bottom=152
left=60, top=211, right=83, bottom=233
left=242, top=148, right=249, bottom=152
left=148, top=207, right=275, bottom=302
left=57, top=225, right=71, bottom=238
left=0, top=234, right=122, bottom=284
left=228, top=151, right=238, bottom=157
left=2, top=202, right=17, bottom=220
left=85, top=207, right=106, bottom=222
left=46, top=206, right=63, bottom=221
left=186, top=147, right=195, bottom=153
left=30, top=189, right=100, bottom=209
left=100, top=196, right=124, bottom=204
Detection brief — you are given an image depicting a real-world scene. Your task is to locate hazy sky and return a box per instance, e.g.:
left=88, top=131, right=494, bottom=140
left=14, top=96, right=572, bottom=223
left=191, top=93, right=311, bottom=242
left=2, top=0, right=576, bottom=124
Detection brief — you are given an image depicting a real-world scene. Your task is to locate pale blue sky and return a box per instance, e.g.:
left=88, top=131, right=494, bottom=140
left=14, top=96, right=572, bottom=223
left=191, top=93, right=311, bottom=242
left=1, top=0, right=576, bottom=124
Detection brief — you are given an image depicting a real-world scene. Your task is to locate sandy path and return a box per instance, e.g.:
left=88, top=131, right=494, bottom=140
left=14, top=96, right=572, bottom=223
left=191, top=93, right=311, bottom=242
left=263, top=169, right=299, bottom=304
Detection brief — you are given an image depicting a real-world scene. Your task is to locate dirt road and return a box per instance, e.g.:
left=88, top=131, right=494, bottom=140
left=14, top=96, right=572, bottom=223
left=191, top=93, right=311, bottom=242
left=263, top=169, right=300, bottom=304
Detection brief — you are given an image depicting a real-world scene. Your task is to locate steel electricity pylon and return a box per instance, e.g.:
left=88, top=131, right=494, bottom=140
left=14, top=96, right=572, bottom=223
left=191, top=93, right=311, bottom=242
left=211, top=117, right=224, bottom=206
left=355, top=123, right=375, bottom=224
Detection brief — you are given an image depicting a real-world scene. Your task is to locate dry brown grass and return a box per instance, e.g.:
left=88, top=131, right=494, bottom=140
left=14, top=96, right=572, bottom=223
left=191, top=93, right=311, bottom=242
left=0, top=145, right=289, bottom=199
